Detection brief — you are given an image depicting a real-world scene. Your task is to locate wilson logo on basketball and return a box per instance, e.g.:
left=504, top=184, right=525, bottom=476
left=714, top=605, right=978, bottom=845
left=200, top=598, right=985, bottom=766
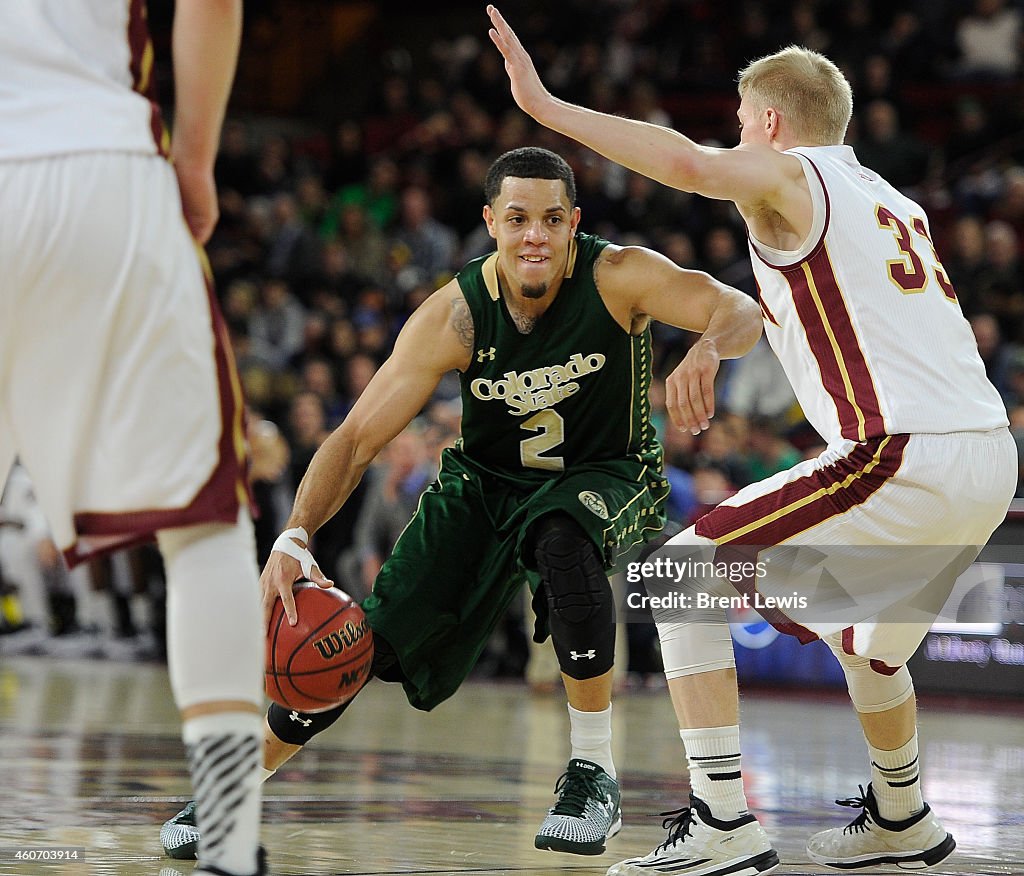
left=312, top=618, right=370, bottom=661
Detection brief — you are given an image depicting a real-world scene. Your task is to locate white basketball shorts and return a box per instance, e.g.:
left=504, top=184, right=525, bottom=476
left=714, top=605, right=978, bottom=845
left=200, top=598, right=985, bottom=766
left=659, top=429, right=1017, bottom=668
left=0, top=152, right=248, bottom=566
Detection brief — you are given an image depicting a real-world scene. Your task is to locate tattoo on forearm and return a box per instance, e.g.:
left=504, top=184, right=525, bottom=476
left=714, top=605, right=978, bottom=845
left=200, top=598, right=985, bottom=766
left=450, top=296, right=474, bottom=349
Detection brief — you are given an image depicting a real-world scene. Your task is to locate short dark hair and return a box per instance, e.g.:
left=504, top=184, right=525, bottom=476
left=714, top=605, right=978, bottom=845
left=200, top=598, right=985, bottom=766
left=484, top=147, right=576, bottom=207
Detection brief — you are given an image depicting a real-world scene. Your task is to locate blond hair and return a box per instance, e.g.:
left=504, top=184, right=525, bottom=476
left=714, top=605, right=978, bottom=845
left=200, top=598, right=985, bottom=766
left=738, top=46, right=852, bottom=145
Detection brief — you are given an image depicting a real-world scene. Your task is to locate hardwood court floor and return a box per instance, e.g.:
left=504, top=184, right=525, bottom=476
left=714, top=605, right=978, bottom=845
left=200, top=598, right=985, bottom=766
left=0, top=656, right=1021, bottom=876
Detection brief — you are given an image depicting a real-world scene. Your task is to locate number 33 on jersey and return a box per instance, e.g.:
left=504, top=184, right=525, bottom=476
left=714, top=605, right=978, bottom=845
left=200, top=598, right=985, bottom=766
left=749, top=145, right=1006, bottom=447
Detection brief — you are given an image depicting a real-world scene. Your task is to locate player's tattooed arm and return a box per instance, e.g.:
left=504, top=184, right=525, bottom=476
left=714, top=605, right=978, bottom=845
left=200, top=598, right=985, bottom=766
left=450, top=294, right=475, bottom=349
left=593, top=245, right=648, bottom=334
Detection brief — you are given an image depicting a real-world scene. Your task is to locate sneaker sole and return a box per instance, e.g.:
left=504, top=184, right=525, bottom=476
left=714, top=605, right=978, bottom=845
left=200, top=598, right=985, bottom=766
left=535, top=813, right=622, bottom=856
left=609, top=849, right=780, bottom=876
left=807, top=833, right=956, bottom=870
left=163, top=839, right=198, bottom=861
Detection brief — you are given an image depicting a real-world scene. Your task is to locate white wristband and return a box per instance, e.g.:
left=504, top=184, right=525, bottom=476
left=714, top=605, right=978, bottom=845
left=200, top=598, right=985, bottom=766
left=272, top=527, right=318, bottom=579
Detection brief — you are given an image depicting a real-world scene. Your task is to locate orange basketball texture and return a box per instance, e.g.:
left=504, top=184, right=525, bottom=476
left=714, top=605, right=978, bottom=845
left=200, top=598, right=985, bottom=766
left=265, top=583, right=374, bottom=713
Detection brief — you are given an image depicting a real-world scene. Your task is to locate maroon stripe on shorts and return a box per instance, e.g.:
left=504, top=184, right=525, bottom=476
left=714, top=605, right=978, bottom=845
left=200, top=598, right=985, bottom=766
left=695, top=435, right=909, bottom=546
left=696, top=437, right=908, bottom=646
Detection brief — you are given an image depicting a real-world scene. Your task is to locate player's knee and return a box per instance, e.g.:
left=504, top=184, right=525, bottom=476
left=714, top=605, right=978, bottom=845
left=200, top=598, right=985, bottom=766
left=160, top=513, right=262, bottom=711
left=657, top=619, right=735, bottom=679
left=532, top=515, right=615, bottom=679
left=533, top=515, right=608, bottom=624
left=267, top=700, right=351, bottom=746
left=266, top=634, right=395, bottom=745
left=824, top=633, right=914, bottom=713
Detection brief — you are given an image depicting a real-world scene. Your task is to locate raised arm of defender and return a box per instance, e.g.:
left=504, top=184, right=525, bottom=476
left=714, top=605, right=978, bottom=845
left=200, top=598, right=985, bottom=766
left=486, top=5, right=808, bottom=222
left=260, top=282, right=473, bottom=626
left=594, top=245, right=762, bottom=436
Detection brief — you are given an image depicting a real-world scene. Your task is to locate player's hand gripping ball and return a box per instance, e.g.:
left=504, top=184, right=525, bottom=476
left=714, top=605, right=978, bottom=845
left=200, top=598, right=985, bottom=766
left=265, top=583, right=374, bottom=712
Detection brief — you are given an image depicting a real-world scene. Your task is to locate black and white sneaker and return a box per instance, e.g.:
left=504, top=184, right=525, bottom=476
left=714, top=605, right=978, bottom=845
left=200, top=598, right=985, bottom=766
left=160, top=800, right=199, bottom=860
left=607, top=795, right=779, bottom=876
left=806, top=784, right=955, bottom=870
left=535, top=758, right=622, bottom=855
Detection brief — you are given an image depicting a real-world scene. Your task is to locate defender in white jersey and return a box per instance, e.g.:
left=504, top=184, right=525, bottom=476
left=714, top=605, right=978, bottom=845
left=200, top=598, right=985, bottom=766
left=491, top=8, right=1016, bottom=875
left=0, top=3, right=265, bottom=875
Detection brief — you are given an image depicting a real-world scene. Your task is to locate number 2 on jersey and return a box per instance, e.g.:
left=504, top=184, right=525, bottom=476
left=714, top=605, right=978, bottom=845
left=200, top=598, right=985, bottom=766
left=875, top=205, right=957, bottom=301
left=520, top=410, right=565, bottom=471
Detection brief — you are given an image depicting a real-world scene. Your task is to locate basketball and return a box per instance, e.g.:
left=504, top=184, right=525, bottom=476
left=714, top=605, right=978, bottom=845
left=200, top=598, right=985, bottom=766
left=265, top=583, right=374, bottom=713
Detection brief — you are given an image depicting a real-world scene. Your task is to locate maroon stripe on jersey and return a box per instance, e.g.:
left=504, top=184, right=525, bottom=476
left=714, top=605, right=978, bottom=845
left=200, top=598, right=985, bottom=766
left=127, top=0, right=169, bottom=157
left=695, top=434, right=908, bottom=546
left=749, top=155, right=831, bottom=271
left=805, top=248, right=886, bottom=438
left=782, top=259, right=864, bottom=440
left=64, top=258, right=251, bottom=569
left=757, top=281, right=780, bottom=327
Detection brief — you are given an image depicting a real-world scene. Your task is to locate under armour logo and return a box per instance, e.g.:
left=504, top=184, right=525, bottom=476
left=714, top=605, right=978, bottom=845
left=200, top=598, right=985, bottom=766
left=288, top=710, right=312, bottom=727
left=476, top=347, right=496, bottom=362
left=570, top=649, right=596, bottom=660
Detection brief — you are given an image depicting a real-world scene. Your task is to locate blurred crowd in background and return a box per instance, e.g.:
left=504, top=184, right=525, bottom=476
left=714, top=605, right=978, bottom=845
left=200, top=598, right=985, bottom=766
left=2, top=0, right=1023, bottom=679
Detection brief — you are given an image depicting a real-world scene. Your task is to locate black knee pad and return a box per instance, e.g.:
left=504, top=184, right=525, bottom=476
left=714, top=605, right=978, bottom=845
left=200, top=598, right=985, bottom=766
left=532, top=515, right=615, bottom=680
left=267, top=634, right=400, bottom=745
left=267, top=698, right=354, bottom=746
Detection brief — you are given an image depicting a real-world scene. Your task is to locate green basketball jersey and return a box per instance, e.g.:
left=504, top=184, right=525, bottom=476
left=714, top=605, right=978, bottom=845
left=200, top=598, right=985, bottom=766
left=455, top=232, right=661, bottom=484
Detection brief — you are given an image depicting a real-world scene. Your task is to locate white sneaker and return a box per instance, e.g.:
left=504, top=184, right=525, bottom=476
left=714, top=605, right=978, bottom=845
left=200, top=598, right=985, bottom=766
left=806, top=784, right=956, bottom=870
left=607, top=795, right=779, bottom=876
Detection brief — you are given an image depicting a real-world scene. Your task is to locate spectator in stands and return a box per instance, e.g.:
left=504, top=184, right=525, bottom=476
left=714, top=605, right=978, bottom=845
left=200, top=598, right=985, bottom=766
left=335, top=203, right=390, bottom=287
left=722, top=336, right=799, bottom=422
left=300, top=358, right=346, bottom=428
left=744, top=415, right=803, bottom=483
left=854, top=99, right=931, bottom=192
left=956, top=0, right=1022, bottom=79
left=352, top=427, right=434, bottom=599
left=944, top=216, right=990, bottom=316
left=979, top=220, right=1024, bottom=342
left=971, top=313, right=1015, bottom=401
left=703, top=226, right=756, bottom=297
left=392, top=185, right=459, bottom=284
left=265, top=192, right=322, bottom=290
left=248, top=278, right=307, bottom=372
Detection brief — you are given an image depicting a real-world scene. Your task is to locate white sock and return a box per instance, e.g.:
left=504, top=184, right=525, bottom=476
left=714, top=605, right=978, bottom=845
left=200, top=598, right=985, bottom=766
left=868, top=733, right=923, bottom=821
left=680, top=725, right=748, bottom=822
left=184, top=712, right=262, bottom=876
left=568, top=704, right=615, bottom=778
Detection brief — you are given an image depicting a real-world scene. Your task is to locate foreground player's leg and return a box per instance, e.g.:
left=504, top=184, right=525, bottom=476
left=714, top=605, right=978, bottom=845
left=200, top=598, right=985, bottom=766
left=608, top=549, right=778, bottom=876
left=162, top=637, right=392, bottom=859
left=532, top=515, right=621, bottom=856
left=159, top=517, right=265, bottom=876
left=806, top=637, right=954, bottom=871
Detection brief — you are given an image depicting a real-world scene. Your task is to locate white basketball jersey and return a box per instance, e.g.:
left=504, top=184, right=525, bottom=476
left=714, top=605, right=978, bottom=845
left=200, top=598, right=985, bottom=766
left=748, top=145, right=1007, bottom=446
left=0, top=1, right=167, bottom=161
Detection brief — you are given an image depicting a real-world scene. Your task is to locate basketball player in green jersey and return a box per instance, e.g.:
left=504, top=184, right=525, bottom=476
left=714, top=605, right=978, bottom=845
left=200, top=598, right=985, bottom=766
left=162, top=147, right=762, bottom=860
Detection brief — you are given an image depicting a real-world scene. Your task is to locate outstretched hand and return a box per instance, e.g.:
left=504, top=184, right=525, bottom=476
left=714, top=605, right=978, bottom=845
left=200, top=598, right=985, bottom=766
left=486, top=5, right=551, bottom=119
left=260, top=529, right=334, bottom=630
left=665, top=338, right=720, bottom=435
